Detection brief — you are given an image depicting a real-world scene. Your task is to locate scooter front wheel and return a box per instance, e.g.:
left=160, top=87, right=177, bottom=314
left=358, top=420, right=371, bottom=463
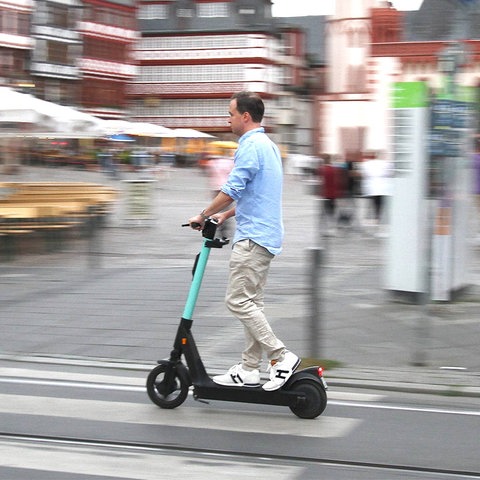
left=146, top=363, right=190, bottom=409
left=288, top=379, right=327, bottom=419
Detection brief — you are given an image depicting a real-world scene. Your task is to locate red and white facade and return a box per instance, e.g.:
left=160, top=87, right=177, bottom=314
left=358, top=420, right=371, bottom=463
left=77, top=0, right=138, bottom=119
left=316, top=0, right=480, bottom=158
left=129, top=32, right=283, bottom=133
left=129, top=0, right=310, bottom=140
left=316, top=0, right=393, bottom=158
left=0, top=0, right=34, bottom=89
left=1, top=0, right=138, bottom=117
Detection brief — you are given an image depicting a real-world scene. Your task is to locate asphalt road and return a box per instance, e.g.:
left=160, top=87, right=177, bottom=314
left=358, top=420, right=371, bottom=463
left=0, top=361, right=478, bottom=479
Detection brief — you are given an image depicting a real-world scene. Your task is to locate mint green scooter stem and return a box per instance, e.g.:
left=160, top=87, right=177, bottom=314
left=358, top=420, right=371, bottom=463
left=182, top=238, right=211, bottom=320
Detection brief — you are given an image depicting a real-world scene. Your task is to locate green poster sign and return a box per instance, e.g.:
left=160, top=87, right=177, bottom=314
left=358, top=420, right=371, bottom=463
left=391, top=82, right=429, bottom=109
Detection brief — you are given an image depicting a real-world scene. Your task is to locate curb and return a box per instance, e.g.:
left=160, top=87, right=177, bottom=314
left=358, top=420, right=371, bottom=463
left=326, top=366, right=480, bottom=398
left=326, top=377, right=480, bottom=398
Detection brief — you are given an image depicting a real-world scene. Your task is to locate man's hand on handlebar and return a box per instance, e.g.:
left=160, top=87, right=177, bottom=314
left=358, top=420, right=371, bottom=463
left=187, top=212, right=228, bottom=231
left=211, top=211, right=229, bottom=226
left=187, top=213, right=205, bottom=231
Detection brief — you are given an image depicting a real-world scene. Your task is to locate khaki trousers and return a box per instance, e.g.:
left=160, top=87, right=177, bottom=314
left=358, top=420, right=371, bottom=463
left=225, top=239, right=285, bottom=370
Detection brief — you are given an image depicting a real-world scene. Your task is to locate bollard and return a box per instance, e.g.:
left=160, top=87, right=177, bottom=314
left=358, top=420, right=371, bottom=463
left=307, top=246, right=324, bottom=359
left=411, top=198, right=435, bottom=366
left=87, top=207, right=103, bottom=269
left=411, top=291, right=431, bottom=366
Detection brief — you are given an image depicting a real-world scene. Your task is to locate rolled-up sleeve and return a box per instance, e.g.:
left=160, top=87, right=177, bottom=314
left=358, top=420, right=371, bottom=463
left=221, top=141, right=258, bottom=201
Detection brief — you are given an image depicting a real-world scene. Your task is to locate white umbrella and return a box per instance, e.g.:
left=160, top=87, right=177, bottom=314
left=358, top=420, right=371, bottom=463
left=97, top=120, right=132, bottom=136
left=0, top=87, right=53, bottom=125
left=170, top=128, right=216, bottom=138
left=0, top=86, right=105, bottom=138
left=124, top=122, right=174, bottom=137
left=99, top=120, right=173, bottom=138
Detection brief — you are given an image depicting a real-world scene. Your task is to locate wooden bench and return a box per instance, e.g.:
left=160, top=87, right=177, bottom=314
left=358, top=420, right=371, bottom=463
left=0, top=228, right=34, bottom=235
left=0, top=221, right=80, bottom=231
left=0, top=189, right=118, bottom=218
left=0, top=181, right=119, bottom=260
left=0, top=203, right=89, bottom=219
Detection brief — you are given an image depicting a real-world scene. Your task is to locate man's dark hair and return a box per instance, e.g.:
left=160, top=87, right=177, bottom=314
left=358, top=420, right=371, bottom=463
left=231, top=91, right=264, bottom=123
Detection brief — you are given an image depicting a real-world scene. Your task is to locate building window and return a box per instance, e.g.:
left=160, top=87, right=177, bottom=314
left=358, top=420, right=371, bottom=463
left=0, top=10, right=30, bottom=35
left=35, top=2, right=81, bottom=29
left=47, top=41, right=68, bottom=64
left=197, top=2, right=229, bottom=18
left=0, top=11, right=15, bottom=34
left=0, top=51, right=14, bottom=76
left=138, top=4, right=168, bottom=19
left=82, top=79, right=124, bottom=108
left=37, top=2, right=69, bottom=29
left=177, top=8, right=193, bottom=17
left=131, top=98, right=229, bottom=118
left=83, top=38, right=126, bottom=63
left=137, top=64, right=245, bottom=83
left=138, top=34, right=256, bottom=50
left=50, top=3, right=69, bottom=29
left=18, top=13, right=30, bottom=36
left=82, top=5, right=135, bottom=29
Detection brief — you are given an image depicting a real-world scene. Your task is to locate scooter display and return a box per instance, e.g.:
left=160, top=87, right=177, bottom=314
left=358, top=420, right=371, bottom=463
left=146, top=219, right=328, bottom=419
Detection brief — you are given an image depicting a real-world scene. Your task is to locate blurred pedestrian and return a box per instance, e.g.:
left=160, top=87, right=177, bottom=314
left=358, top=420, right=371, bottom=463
left=206, top=148, right=235, bottom=238
left=317, top=154, right=346, bottom=235
left=343, top=151, right=363, bottom=229
left=360, top=150, right=392, bottom=233
left=188, top=91, right=300, bottom=391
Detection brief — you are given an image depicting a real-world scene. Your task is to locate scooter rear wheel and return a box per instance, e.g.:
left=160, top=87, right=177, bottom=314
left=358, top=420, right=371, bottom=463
left=288, top=379, right=327, bottom=419
left=146, top=363, right=189, bottom=409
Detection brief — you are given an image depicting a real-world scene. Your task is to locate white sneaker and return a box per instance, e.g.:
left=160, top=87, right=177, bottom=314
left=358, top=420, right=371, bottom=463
left=213, top=363, right=260, bottom=387
left=262, top=351, right=301, bottom=391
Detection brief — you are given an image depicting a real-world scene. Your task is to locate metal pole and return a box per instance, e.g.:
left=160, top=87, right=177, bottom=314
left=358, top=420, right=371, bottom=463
left=87, top=207, right=102, bottom=270
left=305, top=196, right=328, bottom=359
left=307, top=246, right=323, bottom=359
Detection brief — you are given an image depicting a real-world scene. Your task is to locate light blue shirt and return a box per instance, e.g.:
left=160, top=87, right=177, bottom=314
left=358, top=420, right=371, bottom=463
left=221, top=127, right=284, bottom=255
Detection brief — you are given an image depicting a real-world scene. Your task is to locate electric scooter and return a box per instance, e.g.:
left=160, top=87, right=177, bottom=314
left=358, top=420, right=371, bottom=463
left=146, top=219, right=328, bottom=419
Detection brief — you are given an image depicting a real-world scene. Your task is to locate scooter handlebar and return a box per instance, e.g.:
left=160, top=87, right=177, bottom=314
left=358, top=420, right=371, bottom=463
left=182, top=218, right=218, bottom=238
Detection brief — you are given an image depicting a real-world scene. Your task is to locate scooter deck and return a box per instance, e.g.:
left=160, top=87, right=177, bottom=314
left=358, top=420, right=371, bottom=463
left=193, top=382, right=305, bottom=407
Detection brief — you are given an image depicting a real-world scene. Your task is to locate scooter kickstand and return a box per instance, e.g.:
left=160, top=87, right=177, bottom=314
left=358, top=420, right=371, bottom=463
left=193, top=393, right=210, bottom=405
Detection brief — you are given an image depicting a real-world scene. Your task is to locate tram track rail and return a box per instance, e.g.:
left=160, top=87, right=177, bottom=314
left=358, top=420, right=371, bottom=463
left=1, top=432, right=479, bottom=479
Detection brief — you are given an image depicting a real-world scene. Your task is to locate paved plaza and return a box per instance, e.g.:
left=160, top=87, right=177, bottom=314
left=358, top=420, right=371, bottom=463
left=1, top=164, right=479, bottom=395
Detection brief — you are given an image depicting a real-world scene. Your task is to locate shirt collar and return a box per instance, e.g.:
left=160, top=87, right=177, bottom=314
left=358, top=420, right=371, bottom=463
left=239, top=127, right=264, bottom=144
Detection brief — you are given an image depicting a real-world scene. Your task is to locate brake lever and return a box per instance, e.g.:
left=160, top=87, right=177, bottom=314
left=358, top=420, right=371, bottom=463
left=182, top=222, right=201, bottom=229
